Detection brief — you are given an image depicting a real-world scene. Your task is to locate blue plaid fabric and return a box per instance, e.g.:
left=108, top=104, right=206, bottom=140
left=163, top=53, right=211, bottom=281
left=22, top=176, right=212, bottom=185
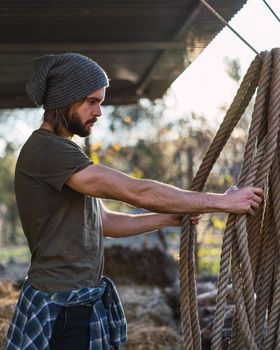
left=4, top=276, right=127, bottom=350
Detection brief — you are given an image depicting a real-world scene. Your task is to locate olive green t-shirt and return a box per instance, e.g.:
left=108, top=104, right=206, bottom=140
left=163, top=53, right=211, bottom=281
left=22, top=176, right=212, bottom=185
left=15, top=128, right=104, bottom=292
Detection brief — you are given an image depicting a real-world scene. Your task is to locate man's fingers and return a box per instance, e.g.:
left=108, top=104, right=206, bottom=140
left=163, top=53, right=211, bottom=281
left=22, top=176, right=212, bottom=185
left=191, top=218, right=199, bottom=223
left=242, top=187, right=264, bottom=213
left=190, top=214, right=201, bottom=220
left=190, top=214, right=201, bottom=225
left=251, top=200, right=261, bottom=209
left=248, top=207, right=256, bottom=216
left=225, top=186, right=264, bottom=215
left=250, top=192, right=264, bottom=210
left=191, top=220, right=199, bottom=225
left=250, top=187, right=264, bottom=197
left=252, top=194, right=262, bottom=204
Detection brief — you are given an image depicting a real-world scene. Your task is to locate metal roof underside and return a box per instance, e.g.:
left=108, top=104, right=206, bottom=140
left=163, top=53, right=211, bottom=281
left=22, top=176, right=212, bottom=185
left=0, top=0, right=247, bottom=108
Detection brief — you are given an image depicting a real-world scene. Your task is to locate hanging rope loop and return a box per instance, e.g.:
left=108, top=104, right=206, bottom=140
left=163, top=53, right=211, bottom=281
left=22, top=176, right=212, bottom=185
left=179, top=47, right=280, bottom=350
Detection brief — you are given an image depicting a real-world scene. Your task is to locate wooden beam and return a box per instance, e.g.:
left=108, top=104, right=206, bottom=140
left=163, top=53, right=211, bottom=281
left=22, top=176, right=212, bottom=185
left=0, top=42, right=186, bottom=53
left=136, top=2, right=203, bottom=96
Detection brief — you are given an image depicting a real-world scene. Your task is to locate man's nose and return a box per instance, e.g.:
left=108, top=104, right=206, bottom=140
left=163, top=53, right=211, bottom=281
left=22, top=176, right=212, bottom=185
left=93, top=105, right=102, bottom=117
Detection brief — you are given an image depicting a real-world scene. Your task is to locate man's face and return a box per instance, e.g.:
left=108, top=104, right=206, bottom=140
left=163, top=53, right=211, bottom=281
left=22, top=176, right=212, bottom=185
left=67, top=87, right=106, bottom=137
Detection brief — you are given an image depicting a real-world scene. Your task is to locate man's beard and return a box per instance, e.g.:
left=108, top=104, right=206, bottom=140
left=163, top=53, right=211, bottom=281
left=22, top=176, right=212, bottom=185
left=67, top=111, right=96, bottom=137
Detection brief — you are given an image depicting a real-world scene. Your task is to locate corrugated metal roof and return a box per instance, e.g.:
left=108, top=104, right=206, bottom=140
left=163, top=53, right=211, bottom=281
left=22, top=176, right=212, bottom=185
left=0, top=0, right=247, bottom=107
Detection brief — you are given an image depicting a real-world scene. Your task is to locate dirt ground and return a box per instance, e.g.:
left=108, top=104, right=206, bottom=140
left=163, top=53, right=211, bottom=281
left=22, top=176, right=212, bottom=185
left=0, top=282, right=19, bottom=349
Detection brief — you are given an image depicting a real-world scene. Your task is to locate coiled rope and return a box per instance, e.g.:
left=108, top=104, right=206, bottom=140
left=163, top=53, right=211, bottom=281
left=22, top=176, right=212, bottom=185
left=179, top=47, right=280, bottom=350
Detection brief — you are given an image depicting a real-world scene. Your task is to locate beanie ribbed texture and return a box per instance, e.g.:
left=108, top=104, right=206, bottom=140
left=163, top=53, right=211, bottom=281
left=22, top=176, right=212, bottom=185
left=26, top=53, right=109, bottom=110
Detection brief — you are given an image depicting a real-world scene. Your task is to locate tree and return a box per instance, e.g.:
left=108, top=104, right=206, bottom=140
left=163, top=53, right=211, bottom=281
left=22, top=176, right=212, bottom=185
left=0, top=143, right=24, bottom=245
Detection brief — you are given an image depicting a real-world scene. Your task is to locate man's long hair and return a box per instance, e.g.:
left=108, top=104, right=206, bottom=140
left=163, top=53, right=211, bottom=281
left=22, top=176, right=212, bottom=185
left=43, top=98, right=86, bottom=136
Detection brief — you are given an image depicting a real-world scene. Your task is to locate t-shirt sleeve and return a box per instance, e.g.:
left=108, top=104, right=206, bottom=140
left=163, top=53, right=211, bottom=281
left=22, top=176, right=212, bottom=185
left=34, top=138, right=93, bottom=191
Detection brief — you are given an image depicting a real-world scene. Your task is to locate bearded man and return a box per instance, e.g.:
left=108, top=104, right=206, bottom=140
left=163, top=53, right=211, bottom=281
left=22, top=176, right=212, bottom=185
left=4, top=53, right=263, bottom=350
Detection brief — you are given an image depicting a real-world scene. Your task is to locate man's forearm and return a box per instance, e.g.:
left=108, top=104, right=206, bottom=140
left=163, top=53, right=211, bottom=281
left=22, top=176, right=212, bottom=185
left=102, top=211, right=175, bottom=238
left=133, top=179, right=228, bottom=213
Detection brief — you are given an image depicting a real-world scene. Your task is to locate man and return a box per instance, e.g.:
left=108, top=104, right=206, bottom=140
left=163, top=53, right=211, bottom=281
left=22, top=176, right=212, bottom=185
left=5, top=53, right=263, bottom=350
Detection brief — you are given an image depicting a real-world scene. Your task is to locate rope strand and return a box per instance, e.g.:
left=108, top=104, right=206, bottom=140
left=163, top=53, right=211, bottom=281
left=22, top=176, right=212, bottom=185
left=180, top=47, right=280, bottom=350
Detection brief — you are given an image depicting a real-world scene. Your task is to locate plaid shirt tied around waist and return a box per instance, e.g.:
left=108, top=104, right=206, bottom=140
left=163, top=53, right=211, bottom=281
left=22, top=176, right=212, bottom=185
left=4, top=276, right=127, bottom=350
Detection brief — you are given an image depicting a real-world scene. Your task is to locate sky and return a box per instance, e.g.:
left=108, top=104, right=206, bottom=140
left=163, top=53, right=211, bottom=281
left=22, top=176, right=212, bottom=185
left=2, top=0, right=280, bottom=149
left=170, top=0, right=280, bottom=125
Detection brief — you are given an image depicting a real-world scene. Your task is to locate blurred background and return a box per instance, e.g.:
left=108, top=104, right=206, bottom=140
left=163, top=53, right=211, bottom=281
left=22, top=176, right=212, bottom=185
left=0, top=55, right=251, bottom=275
left=2, top=0, right=280, bottom=272
left=0, top=0, right=279, bottom=348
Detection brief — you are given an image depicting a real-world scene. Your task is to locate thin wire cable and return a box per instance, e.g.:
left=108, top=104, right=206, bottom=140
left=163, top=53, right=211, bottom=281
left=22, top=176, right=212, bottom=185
left=200, top=0, right=261, bottom=58
left=262, top=0, right=280, bottom=23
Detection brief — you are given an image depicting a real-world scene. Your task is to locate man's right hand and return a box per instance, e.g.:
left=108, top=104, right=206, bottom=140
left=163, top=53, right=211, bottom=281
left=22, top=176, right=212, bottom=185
left=223, top=186, right=264, bottom=215
left=67, top=163, right=264, bottom=215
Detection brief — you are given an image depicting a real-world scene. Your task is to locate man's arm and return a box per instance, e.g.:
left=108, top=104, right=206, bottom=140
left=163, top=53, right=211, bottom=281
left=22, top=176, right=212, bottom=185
left=67, top=164, right=263, bottom=214
left=99, top=202, right=180, bottom=238
left=99, top=200, right=200, bottom=238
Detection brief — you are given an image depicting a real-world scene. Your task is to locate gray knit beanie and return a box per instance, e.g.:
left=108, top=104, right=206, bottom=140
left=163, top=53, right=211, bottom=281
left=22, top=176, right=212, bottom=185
left=26, top=53, right=109, bottom=110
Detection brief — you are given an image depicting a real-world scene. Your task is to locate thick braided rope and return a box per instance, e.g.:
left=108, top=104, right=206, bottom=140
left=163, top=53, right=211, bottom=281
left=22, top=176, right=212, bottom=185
left=237, top=49, right=280, bottom=349
left=256, top=50, right=280, bottom=349
left=255, top=193, right=276, bottom=348
left=231, top=232, right=258, bottom=349
left=179, top=54, right=262, bottom=349
left=228, top=48, right=280, bottom=348
left=229, top=137, right=267, bottom=350
left=185, top=54, right=262, bottom=193
left=238, top=51, right=271, bottom=185
left=210, top=214, right=236, bottom=349
left=263, top=264, right=280, bottom=349
left=254, top=49, right=280, bottom=187
left=212, top=137, right=266, bottom=350
left=246, top=52, right=273, bottom=279
left=262, top=151, right=280, bottom=347
left=180, top=48, right=280, bottom=350
left=210, top=106, right=267, bottom=348
left=210, top=98, right=268, bottom=348
left=231, top=48, right=280, bottom=346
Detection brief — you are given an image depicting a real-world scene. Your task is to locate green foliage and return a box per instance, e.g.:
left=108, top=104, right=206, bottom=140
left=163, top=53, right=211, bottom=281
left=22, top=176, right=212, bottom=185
left=223, top=57, right=241, bottom=83
left=198, top=249, right=221, bottom=275
left=211, top=216, right=226, bottom=230
left=101, top=101, right=214, bottom=190
left=0, top=143, right=24, bottom=245
left=0, top=245, right=30, bottom=263
left=197, top=229, right=223, bottom=275
left=0, top=109, right=40, bottom=247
